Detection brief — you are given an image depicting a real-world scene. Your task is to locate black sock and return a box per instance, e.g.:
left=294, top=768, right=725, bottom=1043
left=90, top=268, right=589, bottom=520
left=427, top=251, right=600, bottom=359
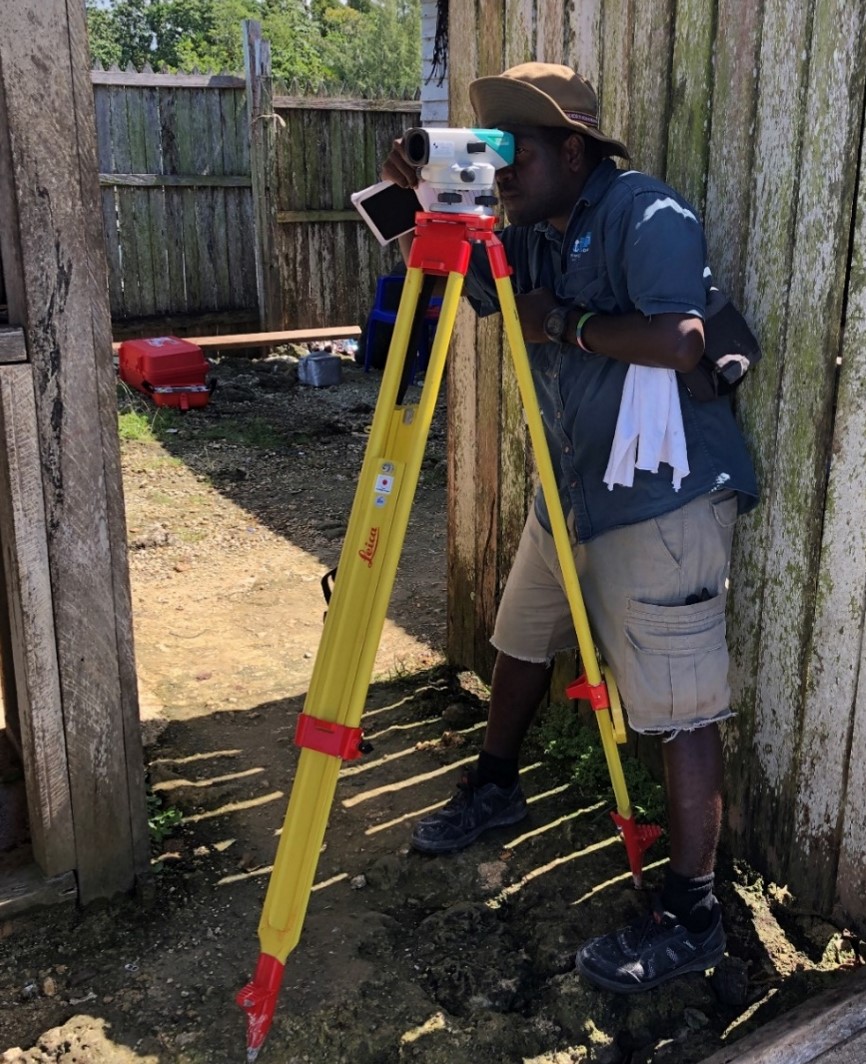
left=476, top=750, right=519, bottom=789
left=661, top=870, right=716, bottom=933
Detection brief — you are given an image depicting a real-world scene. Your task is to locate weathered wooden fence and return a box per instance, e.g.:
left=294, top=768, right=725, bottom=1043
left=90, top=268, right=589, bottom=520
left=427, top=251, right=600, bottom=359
left=242, top=21, right=419, bottom=334
left=93, top=24, right=419, bottom=337
left=446, top=0, right=866, bottom=933
left=93, top=68, right=258, bottom=332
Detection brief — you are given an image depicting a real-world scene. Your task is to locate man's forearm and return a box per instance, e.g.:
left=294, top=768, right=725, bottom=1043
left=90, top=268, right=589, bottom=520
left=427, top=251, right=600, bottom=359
left=514, top=288, right=704, bottom=373
left=576, top=310, right=704, bottom=373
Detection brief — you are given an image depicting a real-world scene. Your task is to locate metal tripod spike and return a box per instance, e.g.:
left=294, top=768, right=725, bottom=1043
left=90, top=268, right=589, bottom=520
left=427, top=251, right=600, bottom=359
left=236, top=209, right=661, bottom=1060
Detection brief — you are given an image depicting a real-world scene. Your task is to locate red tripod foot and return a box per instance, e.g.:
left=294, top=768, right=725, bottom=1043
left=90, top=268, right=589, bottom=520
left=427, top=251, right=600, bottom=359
left=611, top=811, right=663, bottom=888
left=236, top=952, right=285, bottom=1062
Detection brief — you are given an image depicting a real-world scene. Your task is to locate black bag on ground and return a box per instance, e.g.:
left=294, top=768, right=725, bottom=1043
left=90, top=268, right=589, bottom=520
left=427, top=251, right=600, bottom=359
left=679, top=287, right=762, bottom=402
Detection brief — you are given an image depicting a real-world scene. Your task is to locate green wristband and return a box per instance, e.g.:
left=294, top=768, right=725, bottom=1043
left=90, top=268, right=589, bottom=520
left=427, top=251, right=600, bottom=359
left=575, top=311, right=597, bottom=353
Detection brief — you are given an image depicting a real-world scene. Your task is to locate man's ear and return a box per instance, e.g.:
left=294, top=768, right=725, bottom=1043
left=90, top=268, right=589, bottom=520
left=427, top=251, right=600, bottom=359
left=563, top=132, right=587, bottom=173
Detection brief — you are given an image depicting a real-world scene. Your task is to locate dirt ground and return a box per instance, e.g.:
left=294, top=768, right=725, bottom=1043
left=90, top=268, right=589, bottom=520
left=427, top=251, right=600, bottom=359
left=0, top=350, right=864, bottom=1064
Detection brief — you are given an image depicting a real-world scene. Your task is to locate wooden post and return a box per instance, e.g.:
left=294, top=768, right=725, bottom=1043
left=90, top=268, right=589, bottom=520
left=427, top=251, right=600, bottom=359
left=0, top=365, right=75, bottom=875
left=0, top=0, right=149, bottom=902
left=243, top=20, right=283, bottom=331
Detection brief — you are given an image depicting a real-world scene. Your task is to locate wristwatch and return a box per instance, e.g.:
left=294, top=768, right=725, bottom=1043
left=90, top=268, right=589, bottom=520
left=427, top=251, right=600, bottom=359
left=542, top=304, right=569, bottom=344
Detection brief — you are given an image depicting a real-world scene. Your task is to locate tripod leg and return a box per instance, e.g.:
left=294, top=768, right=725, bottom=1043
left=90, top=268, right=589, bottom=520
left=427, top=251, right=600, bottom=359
left=237, top=263, right=466, bottom=1059
left=490, top=267, right=660, bottom=884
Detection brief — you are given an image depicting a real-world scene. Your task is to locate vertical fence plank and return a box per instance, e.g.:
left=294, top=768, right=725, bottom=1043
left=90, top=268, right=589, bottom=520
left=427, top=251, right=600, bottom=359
left=504, top=0, right=534, bottom=67
left=665, top=0, right=716, bottom=214
left=567, top=0, right=603, bottom=88
left=537, top=0, right=566, bottom=64
left=446, top=0, right=482, bottom=669
left=125, top=81, right=156, bottom=314
left=599, top=0, right=632, bottom=152
left=158, top=87, right=189, bottom=316
left=2, top=0, right=147, bottom=901
left=806, top=142, right=866, bottom=913
left=192, top=88, right=220, bottom=313
left=703, top=0, right=762, bottom=298
left=141, top=84, right=170, bottom=315
left=628, top=0, right=673, bottom=177
left=785, top=2, right=866, bottom=910
left=0, top=364, right=75, bottom=874
left=244, top=20, right=281, bottom=330
left=109, top=83, right=137, bottom=317
left=723, top=0, right=813, bottom=854
left=93, top=86, right=123, bottom=320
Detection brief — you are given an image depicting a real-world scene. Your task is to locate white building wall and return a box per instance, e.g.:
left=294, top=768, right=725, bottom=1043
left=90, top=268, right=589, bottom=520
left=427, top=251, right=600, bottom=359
left=420, top=0, right=448, bottom=126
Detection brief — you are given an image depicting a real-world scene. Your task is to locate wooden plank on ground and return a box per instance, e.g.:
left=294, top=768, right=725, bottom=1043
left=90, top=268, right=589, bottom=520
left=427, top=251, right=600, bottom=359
left=111, top=326, right=361, bottom=352
left=698, top=969, right=866, bottom=1064
left=0, top=861, right=77, bottom=921
left=0, top=365, right=75, bottom=875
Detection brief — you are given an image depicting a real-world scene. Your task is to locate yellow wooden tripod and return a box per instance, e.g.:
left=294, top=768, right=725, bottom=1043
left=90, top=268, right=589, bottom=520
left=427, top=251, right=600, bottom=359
left=237, top=209, right=660, bottom=1061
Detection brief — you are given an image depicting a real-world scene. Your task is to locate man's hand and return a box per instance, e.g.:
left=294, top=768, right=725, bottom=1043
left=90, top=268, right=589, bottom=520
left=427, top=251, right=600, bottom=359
left=514, top=288, right=560, bottom=343
left=380, top=138, right=419, bottom=189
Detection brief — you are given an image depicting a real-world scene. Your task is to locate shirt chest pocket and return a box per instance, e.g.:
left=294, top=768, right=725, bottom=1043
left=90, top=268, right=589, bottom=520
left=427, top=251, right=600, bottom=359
left=560, top=258, right=608, bottom=309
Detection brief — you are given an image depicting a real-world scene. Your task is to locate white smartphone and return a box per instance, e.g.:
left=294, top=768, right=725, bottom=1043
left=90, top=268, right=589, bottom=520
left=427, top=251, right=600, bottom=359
left=350, top=181, right=422, bottom=246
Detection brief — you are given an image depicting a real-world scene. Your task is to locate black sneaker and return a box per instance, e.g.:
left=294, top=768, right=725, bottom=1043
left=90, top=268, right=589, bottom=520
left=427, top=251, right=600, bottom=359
left=575, top=900, right=726, bottom=993
left=411, top=770, right=528, bottom=854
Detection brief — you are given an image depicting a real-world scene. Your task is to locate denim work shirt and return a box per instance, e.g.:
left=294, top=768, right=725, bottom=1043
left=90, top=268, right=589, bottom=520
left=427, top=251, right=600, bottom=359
left=462, top=159, right=759, bottom=541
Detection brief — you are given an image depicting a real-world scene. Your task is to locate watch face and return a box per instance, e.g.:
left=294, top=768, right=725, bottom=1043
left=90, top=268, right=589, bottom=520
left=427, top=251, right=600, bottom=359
left=544, top=306, right=567, bottom=342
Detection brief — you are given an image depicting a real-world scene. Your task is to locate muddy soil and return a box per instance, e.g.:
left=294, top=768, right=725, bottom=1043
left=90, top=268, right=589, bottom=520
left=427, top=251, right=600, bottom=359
left=0, top=351, right=863, bottom=1064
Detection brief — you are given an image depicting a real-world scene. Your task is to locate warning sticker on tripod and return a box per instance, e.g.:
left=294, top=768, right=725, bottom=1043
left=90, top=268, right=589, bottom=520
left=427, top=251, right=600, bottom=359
left=375, top=474, right=394, bottom=494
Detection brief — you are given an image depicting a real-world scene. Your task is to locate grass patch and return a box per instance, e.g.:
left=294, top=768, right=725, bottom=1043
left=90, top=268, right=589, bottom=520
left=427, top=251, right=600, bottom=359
left=118, top=407, right=181, bottom=442
left=532, top=700, right=667, bottom=825
left=196, top=416, right=285, bottom=449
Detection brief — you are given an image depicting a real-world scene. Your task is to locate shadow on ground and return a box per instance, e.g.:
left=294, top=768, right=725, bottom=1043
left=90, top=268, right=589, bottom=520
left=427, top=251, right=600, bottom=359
left=1, top=665, right=861, bottom=1064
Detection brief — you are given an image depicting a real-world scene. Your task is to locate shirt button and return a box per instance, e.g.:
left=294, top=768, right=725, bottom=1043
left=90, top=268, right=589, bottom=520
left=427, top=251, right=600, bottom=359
left=564, top=446, right=571, bottom=454
left=555, top=412, right=562, bottom=420
left=570, top=480, right=577, bottom=487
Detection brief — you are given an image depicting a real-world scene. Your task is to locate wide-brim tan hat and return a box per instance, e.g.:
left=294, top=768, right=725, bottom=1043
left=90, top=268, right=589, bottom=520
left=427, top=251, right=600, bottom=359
left=469, top=62, right=629, bottom=159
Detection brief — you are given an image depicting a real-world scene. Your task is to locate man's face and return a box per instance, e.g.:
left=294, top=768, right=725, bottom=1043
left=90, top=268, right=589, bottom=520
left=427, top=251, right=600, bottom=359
left=494, top=125, right=583, bottom=229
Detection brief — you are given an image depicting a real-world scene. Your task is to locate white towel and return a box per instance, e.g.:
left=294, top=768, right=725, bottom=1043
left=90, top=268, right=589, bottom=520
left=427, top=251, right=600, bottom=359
left=603, top=365, right=690, bottom=491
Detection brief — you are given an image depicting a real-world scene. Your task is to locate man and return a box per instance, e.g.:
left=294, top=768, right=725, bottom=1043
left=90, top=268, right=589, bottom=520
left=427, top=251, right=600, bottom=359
left=381, top=63, right=758, bottom=994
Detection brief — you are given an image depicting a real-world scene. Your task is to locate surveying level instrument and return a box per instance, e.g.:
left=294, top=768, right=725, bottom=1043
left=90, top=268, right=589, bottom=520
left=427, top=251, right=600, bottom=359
left=237, top=135, right=661, bottom=1061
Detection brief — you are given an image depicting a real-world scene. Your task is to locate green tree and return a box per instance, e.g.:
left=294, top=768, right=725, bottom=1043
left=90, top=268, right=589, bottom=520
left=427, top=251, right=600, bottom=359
left=85, top=1, right=123, bottom=67
left=85, top=0, right=421, bottom=92
left=318, top=0, right=420, bottom=95
left=174, top=0, right=261, bottom=72
left=261, top=0, right=330, bottom=84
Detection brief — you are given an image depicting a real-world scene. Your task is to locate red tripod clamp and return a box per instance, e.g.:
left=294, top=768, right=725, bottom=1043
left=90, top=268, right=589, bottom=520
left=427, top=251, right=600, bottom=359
left=565, top=673, right=610, bottom=712
left=294, top=713, right=370, bottom=761
left=407, top=211, right=513, bottom=281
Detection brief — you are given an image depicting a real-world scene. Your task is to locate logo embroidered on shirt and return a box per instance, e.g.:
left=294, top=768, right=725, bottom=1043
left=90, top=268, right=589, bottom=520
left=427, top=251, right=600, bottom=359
left=571, top=234, right=592, bottom=256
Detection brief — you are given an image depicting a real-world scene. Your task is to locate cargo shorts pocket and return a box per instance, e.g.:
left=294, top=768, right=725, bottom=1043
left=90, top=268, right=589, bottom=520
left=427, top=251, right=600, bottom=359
left=620, top=593, right=731, bottom=731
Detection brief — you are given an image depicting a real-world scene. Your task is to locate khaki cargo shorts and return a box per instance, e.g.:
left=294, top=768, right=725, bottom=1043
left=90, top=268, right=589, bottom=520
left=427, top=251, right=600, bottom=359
left=491, top=491, right=738, bottom=735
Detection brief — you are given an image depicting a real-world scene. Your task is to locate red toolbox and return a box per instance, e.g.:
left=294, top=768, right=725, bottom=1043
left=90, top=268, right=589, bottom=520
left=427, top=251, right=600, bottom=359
left=118, top=336, right=213, bottom=411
